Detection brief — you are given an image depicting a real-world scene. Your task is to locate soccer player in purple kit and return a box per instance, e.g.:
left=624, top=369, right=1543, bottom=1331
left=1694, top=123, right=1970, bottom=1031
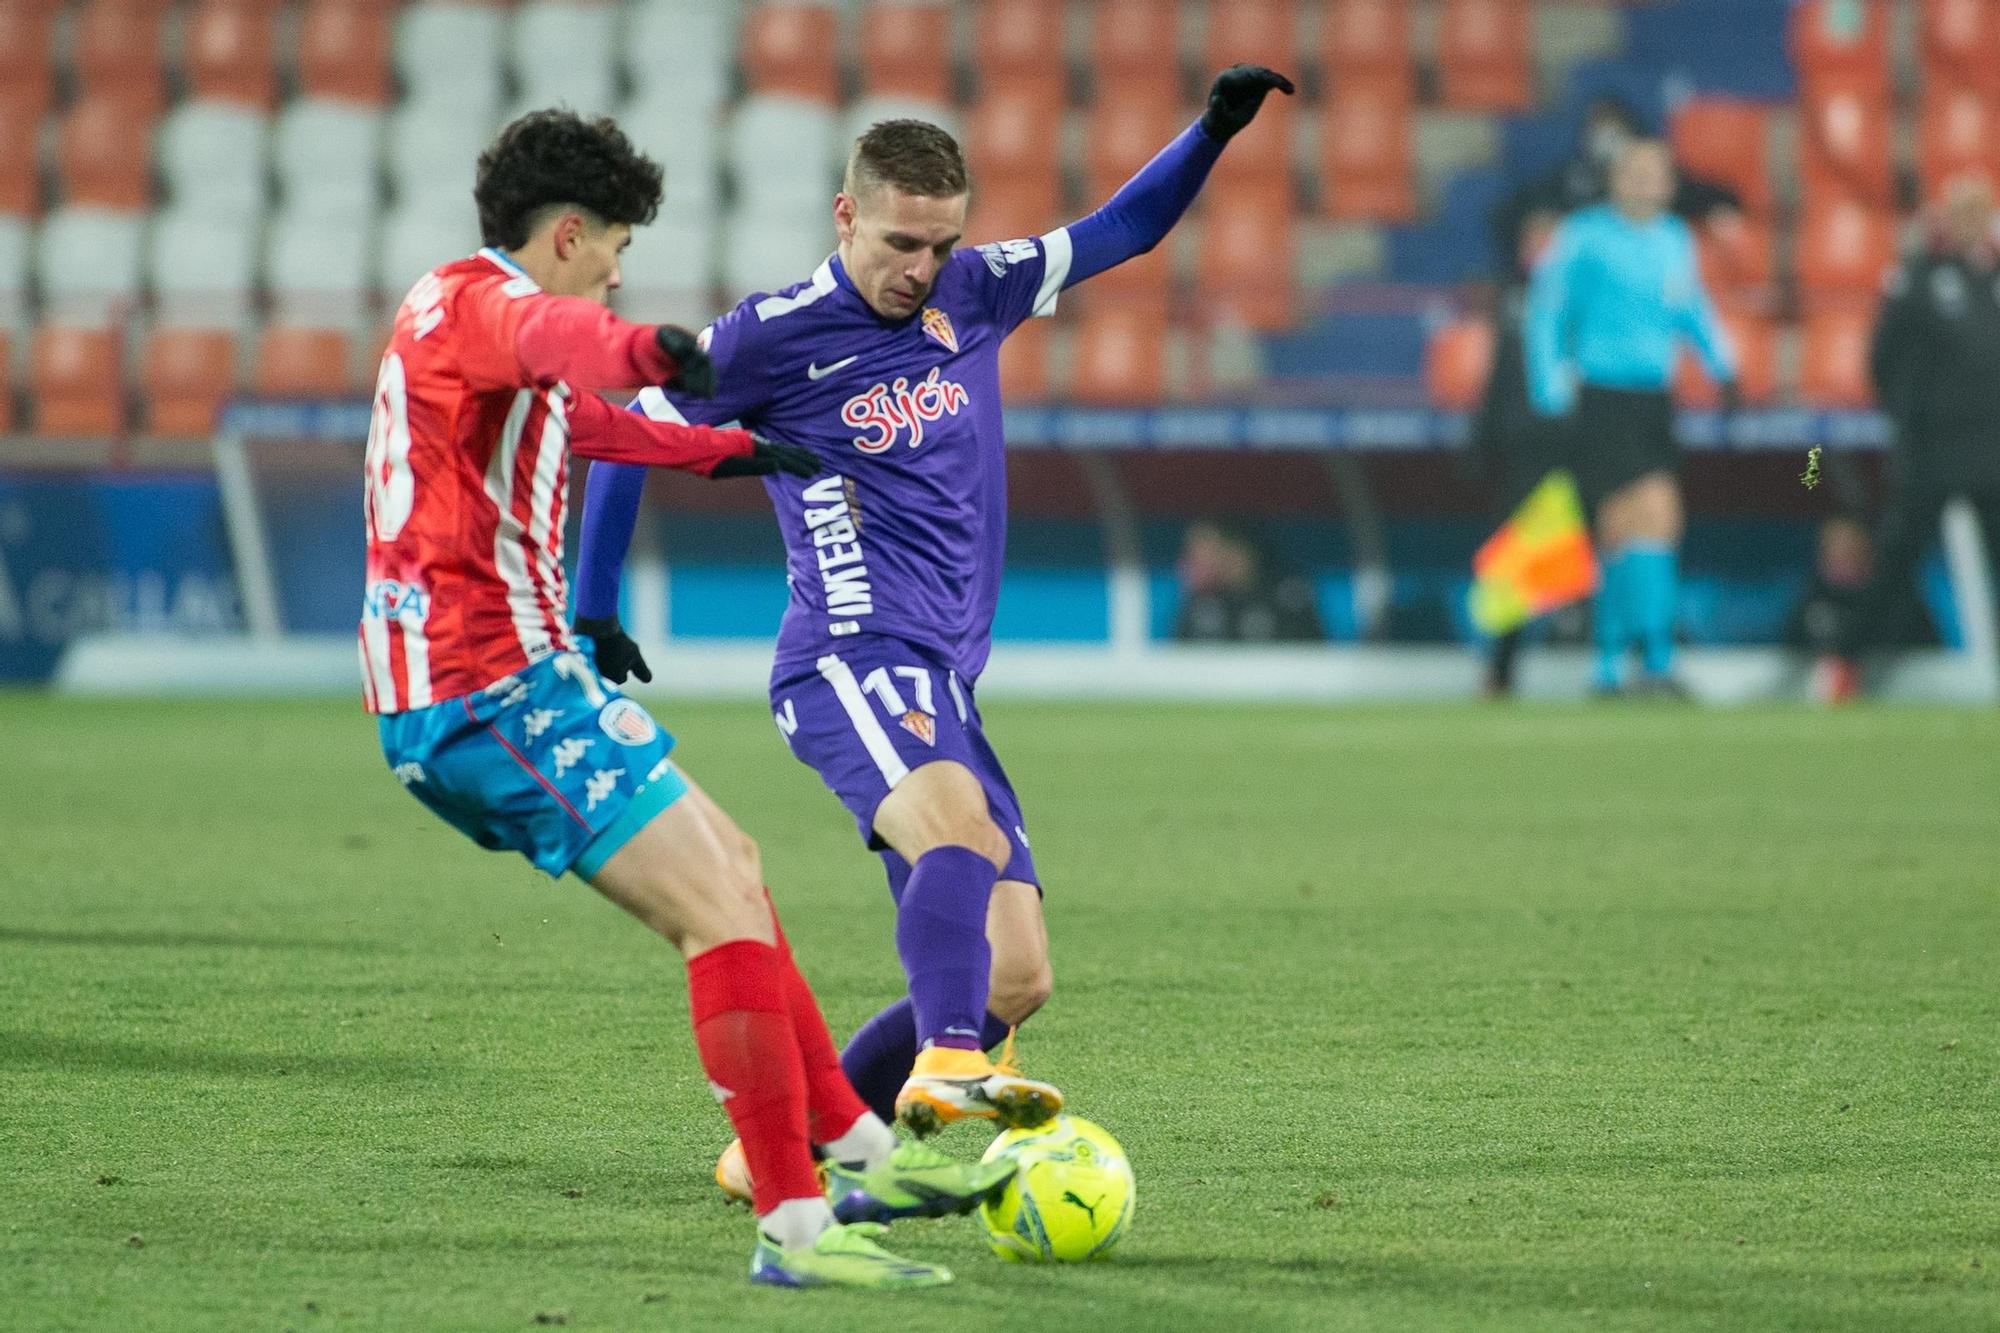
left=574, top=67, right=1294, bottom=1185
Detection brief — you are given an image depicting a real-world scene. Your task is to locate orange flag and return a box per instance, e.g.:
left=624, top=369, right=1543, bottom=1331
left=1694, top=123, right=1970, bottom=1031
left=1469, top=470, right=1599, bottom=635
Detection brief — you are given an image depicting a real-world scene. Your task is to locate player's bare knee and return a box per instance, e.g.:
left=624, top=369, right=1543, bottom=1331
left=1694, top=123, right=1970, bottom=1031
left=989, top=961, right=1052, bottom=1025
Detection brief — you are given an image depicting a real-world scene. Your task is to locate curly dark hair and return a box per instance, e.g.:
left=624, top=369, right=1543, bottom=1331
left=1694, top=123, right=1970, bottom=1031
left=474, top=109, right=665, bottom=249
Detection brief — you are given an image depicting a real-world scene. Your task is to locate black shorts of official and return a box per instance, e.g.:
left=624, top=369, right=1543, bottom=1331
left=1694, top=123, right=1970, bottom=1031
left=1570, top=385, right=1678, bottom=510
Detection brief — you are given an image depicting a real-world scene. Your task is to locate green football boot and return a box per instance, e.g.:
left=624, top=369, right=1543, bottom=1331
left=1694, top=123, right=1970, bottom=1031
left=748, top=1221, right=952, bottom=1290
left=827, top=1138, right=1015, bottom=1224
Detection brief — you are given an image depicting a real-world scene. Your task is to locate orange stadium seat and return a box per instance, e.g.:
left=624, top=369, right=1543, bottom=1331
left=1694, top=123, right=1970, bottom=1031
left=1070, top=308, right=1167, bottom=405
left=298, top=0, right=393, bottom=103
left=1671, top=99, right=1774, bottom=218
left=1206, top=81, right=1296, bottom=199
left=1424, top=317, right=1494, bottom=411
left=1073, top=233, right=1173, bottom=318
left=57, top=98, right=153, bottom=210
left=1697, top=213, right=1777, bottom=307
left=1789, top=0, right=1891, bottom=98
left=142, top=327, right=238, bottom=437
left=1089, top=0, right=1184, bottom=109
left=1918, top=86, right=2000, bottom=199
left=964, top=94, right=1063, bottom=184
left=1796, top=201, right=1897, bottom=299
left=859, top=2, right=954, bottom=102
left=1437, top=0, right=1532, bottom=112
left=31, top=326, right=126, bottom=437
left=964, top=175, right=1062, bottom=246
left=0, top=109, right=36, bottom=216
left=972, top=0, right=1067, bottom=103
left=256, top=326, right=357, bottom=396
left=742, top=3, right=840, bottom=103
left=184, top=0, right=278, bottom=108
left=1320, top=0, right=1415, bottom=88
left=1798, top=79, right=1894, bottom=209
left=1203, top=0, right=1299, bottom=80
left=0, top=333, right=12, bottom=433
left=72, top=0, right=169, bottom=117
left=1674, top=311, right=1777, bottom=407
left=0, top=0, right=57, bottom=126
left=1085, top=99, right=1187, bottom=203
left=1317, top=79, right=1416, bottom=221
left=1798, top=305, right=1875, bottom=407
left=1921, top=0, right=2000, bottom=94
left=1194, top=185, right=1297, bottom=331
left=997, top=314, right=1050, bottom=400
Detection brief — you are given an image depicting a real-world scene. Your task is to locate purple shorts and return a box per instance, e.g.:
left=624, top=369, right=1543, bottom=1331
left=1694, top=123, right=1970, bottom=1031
left=770, top=638, right=1038, bottom=889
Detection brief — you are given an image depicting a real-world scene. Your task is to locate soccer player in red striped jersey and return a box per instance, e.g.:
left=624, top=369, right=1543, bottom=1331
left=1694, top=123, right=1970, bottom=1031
left=365, top=111, right=1009, bottom=1290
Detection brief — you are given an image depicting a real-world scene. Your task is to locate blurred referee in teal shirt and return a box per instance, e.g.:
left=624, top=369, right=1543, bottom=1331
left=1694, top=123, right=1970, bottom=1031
left=1525, top=140, right=1737, bottom=696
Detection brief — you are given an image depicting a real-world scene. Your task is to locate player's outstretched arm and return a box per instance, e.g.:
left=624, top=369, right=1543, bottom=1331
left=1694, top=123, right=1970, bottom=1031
left=1058, top=65, right=1294, bottom=289
left=458, top=277, right=713, bottom=395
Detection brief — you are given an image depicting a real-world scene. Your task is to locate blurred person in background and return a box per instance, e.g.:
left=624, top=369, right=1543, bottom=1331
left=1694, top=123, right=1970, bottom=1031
left=1524, top=139, right=1738, bottom=698
left=1173, top=520, right=1325, bottom=644
left=1825, top=173, right=2000, bottom=700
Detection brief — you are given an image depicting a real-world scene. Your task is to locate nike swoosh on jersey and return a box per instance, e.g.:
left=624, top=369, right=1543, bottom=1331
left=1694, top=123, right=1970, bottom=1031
left=807, top=355, right=861, bottom=380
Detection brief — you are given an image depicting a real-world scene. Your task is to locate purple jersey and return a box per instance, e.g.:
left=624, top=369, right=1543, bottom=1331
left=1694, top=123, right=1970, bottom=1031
left=633, top=235, right=1073, bottom=680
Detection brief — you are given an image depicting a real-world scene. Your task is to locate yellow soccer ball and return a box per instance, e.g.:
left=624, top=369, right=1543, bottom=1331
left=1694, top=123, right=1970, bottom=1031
left=978, top=1115, right=1135, bottom=1262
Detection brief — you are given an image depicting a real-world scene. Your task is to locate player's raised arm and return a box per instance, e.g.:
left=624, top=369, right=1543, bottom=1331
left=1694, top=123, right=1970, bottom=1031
left=457, top=282, right=716, bottom=396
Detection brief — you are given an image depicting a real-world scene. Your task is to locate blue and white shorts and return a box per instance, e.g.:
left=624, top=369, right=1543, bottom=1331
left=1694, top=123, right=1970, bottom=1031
left=378, top=651, right=688, bottom=878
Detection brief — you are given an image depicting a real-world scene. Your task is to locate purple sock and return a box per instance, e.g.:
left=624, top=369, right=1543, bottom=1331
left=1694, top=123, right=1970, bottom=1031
left=896, top=846, right=998, bottom=1051
left=841, top=999, right=1014, bottom=1122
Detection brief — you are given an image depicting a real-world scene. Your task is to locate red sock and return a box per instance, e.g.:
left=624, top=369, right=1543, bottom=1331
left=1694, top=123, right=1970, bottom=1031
left=766, top=894, right=872, bottom=1144
left=685, top=939, right=821, bottom=1215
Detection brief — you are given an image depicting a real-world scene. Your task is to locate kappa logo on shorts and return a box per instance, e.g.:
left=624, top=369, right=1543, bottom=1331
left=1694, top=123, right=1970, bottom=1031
left=898, top=710, right=936, bottom=746
left=484, top=674, right=530, bottom=708
left=585, top=768, right=625, bottom=812
left=523, top=708, right=561, bottom=741
left=598, top=697, right=659, bottom=747
left=392, top=761, right=426, bottom=786
left=550, top=737, right=593, bottom=777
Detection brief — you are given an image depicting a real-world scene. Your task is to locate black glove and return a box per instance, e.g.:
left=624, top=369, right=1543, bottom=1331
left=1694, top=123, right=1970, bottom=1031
left=655, top=325, right=715, bottom=398
left=710, top=433, right=820, bottom=480
left=1200, top=64, right=1296, bottom=142
left=574, top=616, right=651, bottom=685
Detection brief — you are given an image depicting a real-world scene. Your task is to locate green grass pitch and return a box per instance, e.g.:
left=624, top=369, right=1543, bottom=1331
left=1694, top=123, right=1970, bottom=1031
left=3, top=694, right=1995, bottom=1331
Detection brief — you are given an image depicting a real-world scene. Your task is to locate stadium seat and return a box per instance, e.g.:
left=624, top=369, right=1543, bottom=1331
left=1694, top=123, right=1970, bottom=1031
left=1085, top=100, right=1188, bottom=205
left=0, top=0, right=57, bottom=126
left=395, top=2, right=506, bottom=115
left=1194, top=187, right=1297, bottom=331
left=1798, top=79, right=1894, bottom=209
left=254, top=325, right=357, bottom=396
left=964, top=94, right=1063, bottom=185
left=1206, top=81, right=1296, bottom=199
left=1795, top=200, right=1898, bottom=298
left=615, top=211, right=716, bottom=326
left=30, top=325, right=126, bottom=436
left=278, top=99, right=384, bottom=226
left=72, top=0, right=168, bottom=116
left=1696, top=213, right=1776, bottom=307
left=156, top=101, right=269, bottom=219
left=0, top=332, right=12, bottom=431
left=1073, top=231, right=1172, bottom=318
left=1070, top=308, right=1167, bottom=405
left=621, top=95, right=723, bottom=214
left=385, top=100, right=483, bottom=218
left=0, top=214, right=29, bottom=333
left=1920, top=0, right=2000, bottom=95
left=1918, top=85, right=2000, bottom=200
left=741, top=3, right=840, bottom=103
left=36, top=207, right=144, bottom=326
left=1316, top=79, right=1416, bottom=222
left=1674, top=311, right=1777, bottom=407
left=727, top=96, right=840, bottom=211
left=964, top=175, right=1063, bottom=247
left=625, top=0, right=736, bottom=108
left=1797, top=305, right=1874, bottom=407
left=859, top=1, right=954, bottom=103
left=997, top=314, right=1049, bottom=399
left=1670, top=99, right=1774, bottom=218
left=972, top=0, right=1069, bottom=104
left=1788, top=0, right=1891, bottom=99
left=1423, top=316, right=1494, bottom=411
left=266, top=208, right=372, bottom=330
left=377, top=198, right=480, bottom=299
left=842, top=97, right=962, bottom=159
left=721, top=210, right=830, bottom=297
left=1088, top=0, right=1183, bottom=109
left=0, top=108, right=35, bottom=217
left=148, top=210, right=258, bottom=328
left=141, top=327, right=237, bottom=437
left=57, top=97, right=153, bottom=210
left=297, top=0, right=393, bottom=104
left=1437, top=0, right=1533, bottom=112
left=1204, top=0, right=1298, bottom=77
left=1320, top=0, right=1414, bottom=88
left=512, top=1, right=619, bottom=120
left=184, top=0, right=278, bottom=109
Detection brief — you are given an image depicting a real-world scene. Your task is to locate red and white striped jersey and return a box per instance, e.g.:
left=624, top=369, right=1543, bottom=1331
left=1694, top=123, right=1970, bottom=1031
left=360, top=248, right=752, bottom=714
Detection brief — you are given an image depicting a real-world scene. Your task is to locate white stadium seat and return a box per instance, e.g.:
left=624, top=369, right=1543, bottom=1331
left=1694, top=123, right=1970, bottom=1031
left=386, top=100, right=496, bottom=214
left=841, top=95, right=961, bottom=153
left=147, top=209, right=258, bottom=329
left=266, top=206, right=372, bottom=329
left=512, top=1, right=619, bottom=119
left=156, top=101, right=269, bottom=221
left=619, top=92, right=723, bottom=212
left=720, top=209, right=828, bottom=298
left=377, top=197, right=482, bottom=299
left=273, top=99, right=384, bottom=225
left=0, top=214, right=29, bottom=335
left=35, top=208, right=145, bottom=326
left=625, top=0, right=736, bottom=108
left=727, top=95, right=840, bottom=211
left=615, top=210, right=717, bottom=326
left=395, top=2, right=506, bottom=112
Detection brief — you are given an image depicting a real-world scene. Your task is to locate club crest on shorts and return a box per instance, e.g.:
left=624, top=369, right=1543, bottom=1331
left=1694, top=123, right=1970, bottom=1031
left=599, top=697, right=659, bottom=746
left=921, top=307, right=958, bottom=354
left=898, top=709, right=936, bottom=746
